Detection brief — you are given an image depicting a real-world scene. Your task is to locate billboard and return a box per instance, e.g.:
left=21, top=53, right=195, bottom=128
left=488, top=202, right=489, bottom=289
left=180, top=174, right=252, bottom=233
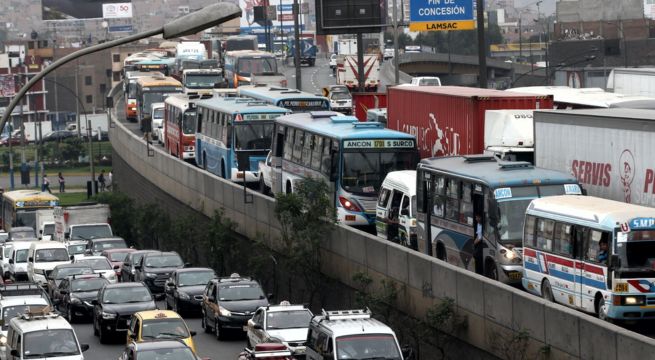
left=238, top=0, right=296, bottom=32
left=315, top=0, right=387, bottom=35
left=42, top=0, right=132, bottom=20
left=102, top=3, right=133, bottom=19
left=409, top=0, right=475, bottom=31
left=0, top=75, right=16, bottom=98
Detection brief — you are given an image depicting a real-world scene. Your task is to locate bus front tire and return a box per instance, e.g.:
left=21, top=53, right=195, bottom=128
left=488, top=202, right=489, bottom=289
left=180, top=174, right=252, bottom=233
left=286, top=181, right=292, bottom=194
left=596, top=295, right=611, bottom=322
left=220, top=160, right=226, bottom=179
left=202, top=153, right=207, bottom=171
left=541, top=279, right=554, bottom=302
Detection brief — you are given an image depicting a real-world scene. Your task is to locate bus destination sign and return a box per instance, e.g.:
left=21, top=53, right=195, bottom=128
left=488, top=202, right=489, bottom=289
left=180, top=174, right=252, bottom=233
left=343, top=139, right=415, bottom=149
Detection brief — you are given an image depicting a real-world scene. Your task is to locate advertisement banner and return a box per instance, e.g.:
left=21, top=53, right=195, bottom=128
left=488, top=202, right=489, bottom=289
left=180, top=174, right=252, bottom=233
left=102, top=3, right=133, bottom=19
left=239, top=0, right=294, bottom=31
left=42, top=0, right=132, bottom=20
left=0, top=75, right=15, bottom=98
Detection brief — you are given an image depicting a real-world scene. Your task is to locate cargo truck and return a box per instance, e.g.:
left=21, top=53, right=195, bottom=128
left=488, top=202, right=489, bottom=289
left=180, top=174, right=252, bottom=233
left=386, top=86, right=553, bottom=159
left=53, top=204, right=112, bottom=242
left=483, top=109, right=535, bottom=163
left=534, top=108, right=655, bottom=207
left=289, top=38, right=317, bottom=67
left=606, top=68, right=655, bottom=97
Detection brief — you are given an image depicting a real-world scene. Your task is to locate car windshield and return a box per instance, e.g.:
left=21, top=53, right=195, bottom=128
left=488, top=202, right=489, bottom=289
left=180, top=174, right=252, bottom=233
left=42, top=224, right=55, bottom=236
left=419, top=78, right=440, bottom=86
left=103, top=286, right=152, bottom=303
left=153, top=108, right=165, bottom=120
left=71, top=278, right=108, bottom=292
left=3, top=246, right=13, bottom=258
left=35, top=248, right=69, bottom=262
left=10, top=228, right=35, bottom=240
left=342, top=151, right=418, bottom=195
left=107, top=251, right=130, bottom=262
left=145, top=255, right=183, bottom=268
left=141, top=318, right=190, bottom=339
left=218, top=284, right=265, bottom=301
left=92, top=239, right=127, bottom=251
left=331, top=92, right=351, bottom=100
left=78, top=258, right=112, bottom=270
left=54, top=267, right=93, bottom=280
left=67, top=244, right=86, bottom=255
left=2, top=304, right=46, bottom=330
left=178, top=271, right=215, bottom=287
left=71, top=225, right=113, bottom=240
left=234, top=123, right=274, bottom=150
left=618, top=231, right=655, bottom=271
left=266, top=310, right=312, bottom=329
left=185, top=74, right=222, bottom=88
left=137, top=347, right=196, bottom=360
left=182, top=111, right=196, bottom=135
left=336, top=334, right=401, bottom=360
left=24, top=329, right=80, bottom=357
left=14, top=212, right=37, bottom=230
left=237, top=57, right=277, bottom=76
left=15, top=249, right=28, bottom=263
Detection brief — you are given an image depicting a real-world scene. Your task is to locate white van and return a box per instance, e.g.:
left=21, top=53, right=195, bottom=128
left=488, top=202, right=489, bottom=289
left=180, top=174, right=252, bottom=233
left=151, top=102, right=165, bottom=141
left=8, top=242, right=32, bottom=282
left=4, top=309, right=89, bottom=360
left=306, top=309, right=409, bottom=360
left=27, top=242, right=70, bottom=286
left=375, top=171, right=417, bottom=250
left=1, top=243, right=13, bottom=280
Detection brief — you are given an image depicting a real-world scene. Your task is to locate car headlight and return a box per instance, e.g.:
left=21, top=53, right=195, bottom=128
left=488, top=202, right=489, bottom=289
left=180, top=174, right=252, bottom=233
left=0, top=335, right=6, bottom=345
left=101, top=311, right=117, bottom=319
left=218, top=306, right=231, bottom=316
left=178, top=292, right=190, bottom=300
left=70, top=296, right=82, bottom=304
left=145, top=272, right=157, bottom=278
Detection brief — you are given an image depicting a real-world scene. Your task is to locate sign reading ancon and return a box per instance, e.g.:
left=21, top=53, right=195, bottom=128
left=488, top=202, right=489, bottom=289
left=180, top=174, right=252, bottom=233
left=409, top=0, right=475, bottom=31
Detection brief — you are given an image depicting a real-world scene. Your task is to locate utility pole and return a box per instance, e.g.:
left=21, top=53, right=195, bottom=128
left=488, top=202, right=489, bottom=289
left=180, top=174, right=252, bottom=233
left=356, top=33, right=365, bottom=92
left=75, top=61, right=81, bottom=137
left=476, top=0, right=488, bottom=88
left=392, top=0, right=400, bottom=84
left=88, top=119, right=96, bottom=196
left=293, top=0, right=301, bottom=90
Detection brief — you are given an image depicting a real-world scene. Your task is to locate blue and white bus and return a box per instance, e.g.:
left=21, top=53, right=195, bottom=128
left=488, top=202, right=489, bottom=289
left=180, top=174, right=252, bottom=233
left=523, top=195, right=655, bottom=321
left=415, top=156, right=582, bottom=284
left=237, top=85, right=330, bottom=113
left=195, top=97, right=290, bottom=182
left=268, top=111, right=419, bottom=227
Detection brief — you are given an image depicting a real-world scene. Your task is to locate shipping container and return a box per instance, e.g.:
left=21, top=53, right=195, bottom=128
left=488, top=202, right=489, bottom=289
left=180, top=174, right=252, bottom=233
left=387, top=86, right=553, bottom=159
left=534, top=108, right=655, bottom=207
left=352, top=93, right=387, bottom=121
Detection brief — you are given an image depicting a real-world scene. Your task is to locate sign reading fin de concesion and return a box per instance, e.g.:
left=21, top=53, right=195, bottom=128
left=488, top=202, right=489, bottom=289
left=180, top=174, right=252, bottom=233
left=409, top=0, right=475, bottom=31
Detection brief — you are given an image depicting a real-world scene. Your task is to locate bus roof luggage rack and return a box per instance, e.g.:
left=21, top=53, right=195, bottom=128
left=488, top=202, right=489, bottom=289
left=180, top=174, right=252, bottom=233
left=463, top=155, right=496, bottom=163
left=353, top=121, right=383, bottom=129
left=321, top=308, right=371, bottom=320
left=498, top=161, right=534, bottom=170
left=311, top=111, right=339, bottom=119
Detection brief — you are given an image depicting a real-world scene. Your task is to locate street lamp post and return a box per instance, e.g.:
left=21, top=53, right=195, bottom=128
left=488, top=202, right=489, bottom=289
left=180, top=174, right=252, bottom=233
left=0, top=3, right=241, bottom=135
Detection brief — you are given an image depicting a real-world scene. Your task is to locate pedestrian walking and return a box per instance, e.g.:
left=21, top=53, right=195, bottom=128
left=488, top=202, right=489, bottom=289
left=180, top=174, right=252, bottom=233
left=106, top=170, right=113, bottom=190
left=98, top=170, right=106, bottom=192
left=58, top=172, right=65, bottom=193
left=42, top=174, right=52, bottom=194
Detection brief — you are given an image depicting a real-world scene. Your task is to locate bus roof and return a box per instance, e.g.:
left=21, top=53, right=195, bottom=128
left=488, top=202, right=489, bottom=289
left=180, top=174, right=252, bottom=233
left=195, top=96, right=290, bottom=114
left=224, top=50, right=275, bottom=58
left=136, top=75, right=182, bottom=87
left=164, top=93, right=204, bottom=110
left=238, top=86, right=327, bottom=102
left=508, top=86, right=655, bottom=109
left=2, top=190, right=59, bottom=206
left=125, top=71, right=160, bottom=80
left=418, top=156, right=578, bottom=188
left=275, top=112, right=416, bottom=141
left=527, top=195, right=655, bottom=228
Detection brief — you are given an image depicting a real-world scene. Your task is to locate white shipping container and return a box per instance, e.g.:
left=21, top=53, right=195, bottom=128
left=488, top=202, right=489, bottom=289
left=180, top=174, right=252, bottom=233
left=534, top=108, right=655, bottom=207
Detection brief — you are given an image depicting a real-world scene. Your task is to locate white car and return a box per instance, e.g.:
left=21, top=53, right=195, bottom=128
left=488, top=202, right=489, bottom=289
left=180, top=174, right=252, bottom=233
left=72, top=256, right=118, bottom=283
left=410, top=76, right=441, bottom=86
left=0, top=297, right=49, bottom=354
left=66, top=241, right=88, bottom=261
left=27, top=241, right=71, bottom=287
left=8, top=242, right=33, bottom=282
left=329, top=53, right=337, bottom=69
left=246, top=301, right=313, bottom=356
left=258, top=151, right=273, bottom=196
left=0, top=244, right=13, bottom=279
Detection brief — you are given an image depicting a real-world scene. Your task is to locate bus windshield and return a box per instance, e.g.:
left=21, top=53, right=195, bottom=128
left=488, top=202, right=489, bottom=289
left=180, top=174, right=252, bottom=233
left=497, top=199, right=533, bottom=244
left=618, top=230, right=655, bottom=272
left=15, top=210, right=36, bottom=229
left=143, top=92, right=178, bottom=115
left=182, top=111, right=196, bottom=135
left=185, top=74, right=222, bottom=88
left=127, top=82, right=137, bottom=98
left=236, top=57, right=277, bottom=76
left=342, top=151, right=417, bottom=195
left=234, top=123, right=274, bottom=150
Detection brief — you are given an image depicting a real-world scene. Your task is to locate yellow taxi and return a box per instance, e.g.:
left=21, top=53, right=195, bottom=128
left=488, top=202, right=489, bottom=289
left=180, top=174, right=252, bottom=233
left=126, top=310, right=197, bottom=353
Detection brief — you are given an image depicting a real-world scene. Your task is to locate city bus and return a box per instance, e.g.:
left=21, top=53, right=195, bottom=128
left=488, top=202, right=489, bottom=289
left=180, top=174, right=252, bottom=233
left=195, top=96, right=290, bottom=182
left=135, top=58, right=175, bottom=76
left=1, top=190, right=59, bottom=231
left=414, top=155, right=582, bottom=284
left=522, top=195, right=655, bottom=321
left=124, top=71, right=161, bottom=122
left=136, top=75, right=183, bottom=130
left=164, top=94, right=208, bottom=161
left=237, top=85, right=330, bottom=113
left=223, top=50, right=279, bottom=88
left=268, top=111, right=418, bottom=227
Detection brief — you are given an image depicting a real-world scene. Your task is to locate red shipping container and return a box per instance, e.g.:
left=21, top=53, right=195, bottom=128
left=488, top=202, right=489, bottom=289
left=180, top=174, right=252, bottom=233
left=387, top=86, right=553, bottom=159
left=352, top=93, right=387, bottom=121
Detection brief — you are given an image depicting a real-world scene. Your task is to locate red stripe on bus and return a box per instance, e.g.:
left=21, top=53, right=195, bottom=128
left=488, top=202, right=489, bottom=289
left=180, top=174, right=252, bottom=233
left=523, top=248, right=536, bottom=257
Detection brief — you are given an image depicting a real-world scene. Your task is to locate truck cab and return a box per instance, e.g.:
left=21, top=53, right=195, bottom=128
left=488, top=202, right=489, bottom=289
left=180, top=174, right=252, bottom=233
left=182, top=69, right=226, bottom=95
left=410, top=76, right=441, bottom=86
left=483, top=109, right=535, bottom=163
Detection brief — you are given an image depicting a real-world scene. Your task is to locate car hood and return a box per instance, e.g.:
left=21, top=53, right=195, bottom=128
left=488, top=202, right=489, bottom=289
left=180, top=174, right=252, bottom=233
left=72, top=290, right=100, bottom=301
left=220, top=299, right=268, bottom=313
left=266, top=328, right=309, bottom=343
left=21, top=355, right=83, bottom=360
left=102, top=301, right=156, bottom=315
left=144, top=266, right=181, bottom=275
left=177, top=285, right=205, bottom=296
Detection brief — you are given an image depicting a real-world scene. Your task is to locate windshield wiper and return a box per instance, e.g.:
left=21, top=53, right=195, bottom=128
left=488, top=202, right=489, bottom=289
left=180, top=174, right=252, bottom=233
left=25, top=352, right=78, bottom=358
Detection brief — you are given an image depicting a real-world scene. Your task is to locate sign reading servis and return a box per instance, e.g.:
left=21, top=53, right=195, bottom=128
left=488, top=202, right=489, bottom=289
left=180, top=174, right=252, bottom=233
left=409, top=0, right=475, bottom=32
left=343, top=139, right=416, bottom=149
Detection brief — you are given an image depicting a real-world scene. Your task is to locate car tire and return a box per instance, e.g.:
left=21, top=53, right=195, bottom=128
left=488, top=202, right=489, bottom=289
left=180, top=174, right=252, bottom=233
left=67, top=305, right=75, bottom=324
left=259, top=178, right=269, bottom=196
left=99, top=325, right=109, bottom=344
left=215, top=318, right=224, bottom=340
left=202, top=310, right=212, bottom=334
left=93, top=315, right=99, bottom=336
left=173, top=298, right=180, bottom=315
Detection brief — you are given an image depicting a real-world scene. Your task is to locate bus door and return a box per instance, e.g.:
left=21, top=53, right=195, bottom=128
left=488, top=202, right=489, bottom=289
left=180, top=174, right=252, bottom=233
left=270, top=125, right=286, bottom=193
left=398, top=194, right=412, bottom=247
left=581, top=228, right=611, bottom=312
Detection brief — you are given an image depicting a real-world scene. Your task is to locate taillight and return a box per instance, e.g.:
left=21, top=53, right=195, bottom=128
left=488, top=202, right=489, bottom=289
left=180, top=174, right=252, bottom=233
left=339, top=196, right=362, bottom=212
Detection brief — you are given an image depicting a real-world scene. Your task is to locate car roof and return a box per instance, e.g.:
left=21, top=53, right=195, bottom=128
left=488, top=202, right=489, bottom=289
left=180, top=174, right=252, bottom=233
left=144, top=251, right=179, bottom=257
left=10, top=313, right=72, bottom=332
left=10, top=241, right=36, bottom=250
left=104, top=282, right=148, bottom=289
left=29, top=241, right=66, bottom=249
left=54, top=263, right=93, bottom=269
left=135, top=310, right=183, bottom=320
left=132, top=339, right=191, bottom=351
left=102, top=248, right=135, bottom=253
left=10, top=227, right=34, bottom=232
left=312, top=316, right=396, bottom=338
left=174, top=267, right=214, bottom=274
left=66, top=240, right=88, bottom=245
left=77, top=256, right=108, bottom=261
left=89, top=237, right=125, bottom=242
left=264, top=304, right=308, bottom=313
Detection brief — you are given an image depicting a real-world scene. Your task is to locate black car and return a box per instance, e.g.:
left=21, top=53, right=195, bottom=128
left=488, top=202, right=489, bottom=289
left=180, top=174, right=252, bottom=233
left=135, top=251, right=186, bottom=297
left=46, top=263, right=95, bottom=299
left=119, top=339, right=205, bottom=360
left=165, top=267, right=216, bottom=315
left=41, top=130, right=76, bottom=142
left=200, top=273, right=270, bottom=340
left=92, top=282, right=157, bottom=343
left=121, top=250, right=157, bottom=283
left=56, top=274, right=109, bottom=323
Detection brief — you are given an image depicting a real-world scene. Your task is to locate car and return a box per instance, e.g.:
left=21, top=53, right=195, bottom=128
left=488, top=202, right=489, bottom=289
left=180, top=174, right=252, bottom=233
left=1, top=243, right=13, bottom=279
left=55, top=274, right=109, bottom=323
left=238, top=343, right=294, bottom=360
left=121, top=250, right=158, bottom=283
left=5, top=309, right=90, bottom=359
left=329, top=54, right=337, bottom=69
left=0, top=283, right=52, bottom=306
left=164, top=267, right=216, bottom=315
left=66, top=240, right=88, bottom=260
left=41, top=130, right=76, bottom=142
left=0, top=296, right=49, bottom=351
left=383, top=48, right=394, bottom=60
left=72, top=256, right=119, bottom=283
left=200, top=273, right=270, bottom=340
left=85, top=237, right=128, bottom=256
left=92, top=282, right=157, bottom=344
left=327, top=91, right=352, bottom=115
left=7, top=227, right=37, bottom=242
left=26, top=241, right=70, bottom=287
left=126, top=310, right=197, bottom=353
left=409, top=76, right=441, bottom=86
left=246, top=301, right=313, bottom=355
left=135, top=251, right=186, bottom=298
left=118, top=339, right=209, bottom=360
left=101, top=248, right=136, bottom=281
left=7, top=241, right=32, bottom=282
left=258, top=151, right=273, bottom=196
left=45, top=263, right=95, bottom=299
left=0, top=232, right=8, bottom=243
left=0, top=135, right=21, bottom=147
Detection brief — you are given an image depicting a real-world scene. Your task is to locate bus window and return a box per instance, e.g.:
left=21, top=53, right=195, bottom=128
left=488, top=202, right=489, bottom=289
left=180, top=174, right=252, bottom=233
left=311, top=136, right=323, bottom=171
left=301, top=133, right=313, bottom=167
left=378, top=188, right=391, bottom=208
left=400, top=195, right=410, bottom=216
left=320, top=139, right=332, bottom=176
left=431, top=177, right=445, bottom=217
left=292, top=130, right=304, bottom=163
left=536, top=219, right=554, bottom=252
left=445, top=179, right=460, bottom=222
left=553, top=223, right=573, bottom=256
left=460, top=183, right=473, bottom=225
left=524, top=215, right=536, bottom=248
left=586, top=230, right=610, bottom=264
left=283, top=129, right=294, bottom=161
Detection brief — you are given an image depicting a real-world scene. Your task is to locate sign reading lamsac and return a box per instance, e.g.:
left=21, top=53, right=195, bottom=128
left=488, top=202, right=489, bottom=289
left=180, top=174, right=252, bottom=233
left=42, top=0, right=132, bottom=20
left=409, top=0, right=475, bottom=31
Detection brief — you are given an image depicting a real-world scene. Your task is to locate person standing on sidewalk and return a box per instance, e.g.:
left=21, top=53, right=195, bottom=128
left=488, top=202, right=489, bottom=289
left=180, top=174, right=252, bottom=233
left=42, top=174, right=52, bottom=194
left=98, top=170, right=106, bottom=192
left=57, top=172, right=65, bottom=193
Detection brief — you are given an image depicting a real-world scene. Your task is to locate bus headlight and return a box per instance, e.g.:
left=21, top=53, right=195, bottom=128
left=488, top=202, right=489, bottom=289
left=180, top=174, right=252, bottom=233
left=623, top=296, right=645, bottom=306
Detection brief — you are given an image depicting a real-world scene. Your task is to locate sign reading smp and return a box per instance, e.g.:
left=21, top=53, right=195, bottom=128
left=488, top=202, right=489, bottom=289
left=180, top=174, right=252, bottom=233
left=409, top=0, right=475, bottom=31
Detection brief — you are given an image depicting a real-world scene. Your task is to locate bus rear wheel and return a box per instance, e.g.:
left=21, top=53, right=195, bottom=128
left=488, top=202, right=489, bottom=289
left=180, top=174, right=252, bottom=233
left=541, top=279, right=554, bottom=302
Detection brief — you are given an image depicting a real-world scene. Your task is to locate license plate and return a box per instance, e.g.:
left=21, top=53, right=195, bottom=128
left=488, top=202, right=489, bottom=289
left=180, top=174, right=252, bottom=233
left=509, top=272, right=522, bottom=280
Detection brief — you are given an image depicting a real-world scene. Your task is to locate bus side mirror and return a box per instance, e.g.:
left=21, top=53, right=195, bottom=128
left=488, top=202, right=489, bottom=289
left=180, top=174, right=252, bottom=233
left=610, top=255, right=621, bottom=269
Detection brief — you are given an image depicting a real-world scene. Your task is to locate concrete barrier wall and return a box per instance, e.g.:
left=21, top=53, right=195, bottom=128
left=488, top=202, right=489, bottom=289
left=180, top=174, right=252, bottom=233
left=109, top=112, right=655, bottom=360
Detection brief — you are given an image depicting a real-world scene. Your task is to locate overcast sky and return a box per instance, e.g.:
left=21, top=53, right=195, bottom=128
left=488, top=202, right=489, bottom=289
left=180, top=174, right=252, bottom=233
left=512, top=0, right=555, bottom=15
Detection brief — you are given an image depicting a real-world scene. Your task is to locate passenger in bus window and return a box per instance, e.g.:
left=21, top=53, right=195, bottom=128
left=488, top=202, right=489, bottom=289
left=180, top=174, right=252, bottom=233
left=474, top=213, right=483, bottom=275
left=597, top=238, right=609, bottom=263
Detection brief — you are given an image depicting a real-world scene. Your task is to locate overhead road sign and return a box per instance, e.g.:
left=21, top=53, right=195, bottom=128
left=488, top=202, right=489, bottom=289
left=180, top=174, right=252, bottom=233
left=409, top=0, right=475, bottom=32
